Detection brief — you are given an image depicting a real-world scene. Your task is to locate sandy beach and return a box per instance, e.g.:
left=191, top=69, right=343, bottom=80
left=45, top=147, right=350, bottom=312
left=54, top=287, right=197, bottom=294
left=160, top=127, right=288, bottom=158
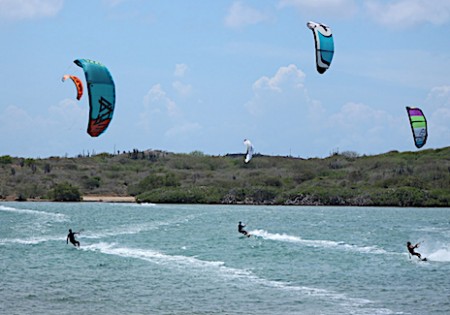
left=82, top=195, right=136, bottom=203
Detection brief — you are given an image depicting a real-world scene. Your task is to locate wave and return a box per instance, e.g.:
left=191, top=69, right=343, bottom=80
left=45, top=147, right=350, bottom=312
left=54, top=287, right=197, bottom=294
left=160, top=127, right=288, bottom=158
left=82, top=242, right=395, bottom=314
left=0, top=204, right=67, bottom=222
left=0, top=213, right=200, bottom=246
left=80, top=213, right=200, bottom=240
left=249, top=229, right=387, bottom=254
left=115, top=202, right=157, bottom=207
left=427, top=248, right=450, bottom=262
left=0, top=235, right=63, bottom=245
left=82, top=222, right=165, bottom=240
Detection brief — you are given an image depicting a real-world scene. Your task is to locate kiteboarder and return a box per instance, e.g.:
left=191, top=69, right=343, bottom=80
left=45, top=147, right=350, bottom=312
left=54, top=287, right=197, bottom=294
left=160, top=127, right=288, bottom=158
left=407, top=241, right=422, bottom=260
left=67, top=229, right=80, bottom=247
left=238, top=221, right=250, bottom=237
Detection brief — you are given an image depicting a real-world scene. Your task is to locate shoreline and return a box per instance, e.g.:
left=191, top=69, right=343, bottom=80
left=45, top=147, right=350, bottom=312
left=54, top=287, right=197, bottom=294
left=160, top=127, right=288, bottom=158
left=82, top=195, right=136, bottom=203
left=0, top=195, right=136, bottom=203
left=0, top=195, right=448, bottom=207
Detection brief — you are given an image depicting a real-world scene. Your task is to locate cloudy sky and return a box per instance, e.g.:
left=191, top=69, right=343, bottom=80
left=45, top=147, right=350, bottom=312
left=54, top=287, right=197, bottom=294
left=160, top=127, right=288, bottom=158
left=1, top=0, right=450, bottom=158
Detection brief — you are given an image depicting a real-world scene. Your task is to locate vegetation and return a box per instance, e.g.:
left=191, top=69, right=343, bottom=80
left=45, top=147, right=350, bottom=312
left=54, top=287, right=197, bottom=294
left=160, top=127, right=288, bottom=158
left=1, top=147, right=450, bottom=206
left=49, top=182, right=82, bottom=202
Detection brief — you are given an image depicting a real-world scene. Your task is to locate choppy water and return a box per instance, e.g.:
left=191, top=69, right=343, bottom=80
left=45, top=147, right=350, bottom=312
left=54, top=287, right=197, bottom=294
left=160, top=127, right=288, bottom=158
left=1, top=202, right=449, bottom=315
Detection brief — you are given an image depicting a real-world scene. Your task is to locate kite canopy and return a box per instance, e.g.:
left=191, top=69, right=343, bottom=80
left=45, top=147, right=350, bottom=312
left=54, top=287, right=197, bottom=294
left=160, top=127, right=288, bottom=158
left=307, top=21, right=334, bottom=74
left=74, top=59, right=115, bottom=137
left=243, top=139, right=254, bottom=163
left=406, top=106, right=428, bottom=148
left=62, top=74, right=83, bottom=100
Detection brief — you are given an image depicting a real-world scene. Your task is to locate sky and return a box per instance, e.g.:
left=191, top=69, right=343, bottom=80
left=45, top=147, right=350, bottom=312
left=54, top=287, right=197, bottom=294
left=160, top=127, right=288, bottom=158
left=1, top=0, right=450, bottom=158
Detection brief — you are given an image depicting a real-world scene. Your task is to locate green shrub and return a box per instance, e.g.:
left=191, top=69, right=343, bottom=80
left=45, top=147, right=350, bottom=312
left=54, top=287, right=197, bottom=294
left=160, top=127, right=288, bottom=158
left=137, top=186, right=222, bottom=204
left=0, top=155, right=13, bottom=165
left=49, top=182, right=81, bottom=201
left=128, top=172, right=180, bottom=195
left=83, top=176, right=101, bottom=189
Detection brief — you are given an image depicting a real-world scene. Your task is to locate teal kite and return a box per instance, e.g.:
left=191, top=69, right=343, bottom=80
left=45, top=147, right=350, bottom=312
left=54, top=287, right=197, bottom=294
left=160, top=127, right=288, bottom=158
left=74, top=59, right=115, bottom=137
left=406, top=106, right=427, bottom=148
left=307, top=21, right=334, bottom=74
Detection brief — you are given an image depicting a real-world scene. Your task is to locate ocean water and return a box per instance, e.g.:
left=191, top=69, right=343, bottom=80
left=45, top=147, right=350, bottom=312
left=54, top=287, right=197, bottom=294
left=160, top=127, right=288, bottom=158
left=1, top=202, right=449, bottom=315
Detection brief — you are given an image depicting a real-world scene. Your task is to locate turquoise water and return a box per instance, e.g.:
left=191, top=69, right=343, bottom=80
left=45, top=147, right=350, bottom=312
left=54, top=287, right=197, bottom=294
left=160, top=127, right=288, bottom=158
left=1, top=202, right=449, bottom=315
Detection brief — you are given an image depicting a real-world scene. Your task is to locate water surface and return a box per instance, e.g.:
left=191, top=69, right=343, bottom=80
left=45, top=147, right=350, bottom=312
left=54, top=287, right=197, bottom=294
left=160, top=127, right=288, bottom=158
left=1, top=203, right=449, bottom=314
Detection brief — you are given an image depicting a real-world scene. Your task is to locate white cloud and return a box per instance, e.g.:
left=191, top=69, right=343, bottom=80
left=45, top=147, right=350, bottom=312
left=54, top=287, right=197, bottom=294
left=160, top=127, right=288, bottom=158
left=0, top=0, right=63, bottom=20
left=172, top=81, right=192, bottom=97
left=426, top=85, right=450, bottom=109
left=246, top=64, right=306, bottom=115
left=0, top=100, right=84, bottom=134
left=225, top=1, right=269, bottom=29
left=0, top=105, right=34, bottom=132
left=366, top=0, right=450, bottom=28
left=253, top=64, right=305, bottom=92
left=425, top=85, right=450, bottom=146
left=174, top=63, right=188, bottom=77
left=316, top=101, right=408, bottom=155
left=243, top=64, right=410, bottom=156
left=143, top=84, right=179, bottom=118
left=278, top=0, right=357, bottom=18
left=0, top=100, right=92, bottom=157
left=140, top=84, right=200, bottom=139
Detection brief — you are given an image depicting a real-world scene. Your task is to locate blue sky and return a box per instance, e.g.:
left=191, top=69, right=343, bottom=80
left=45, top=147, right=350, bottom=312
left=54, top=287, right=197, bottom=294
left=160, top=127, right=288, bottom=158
left=1, top=0, right=450, bottom=158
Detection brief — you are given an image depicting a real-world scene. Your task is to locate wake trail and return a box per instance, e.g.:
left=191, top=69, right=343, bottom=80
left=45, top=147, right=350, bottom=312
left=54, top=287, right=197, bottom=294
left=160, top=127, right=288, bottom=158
left=420, top=243, right=450, bottom=262
left=0, top=235, right=64, bottom=245
left=250, top=229, right=388, bottom=255
left=0, top=214, right=200, bottom=246
left=0, top=205, right=67, bottom=221
left=82, top=242, right=396, bottom=315
left=426, top=249, right=450, bottom=262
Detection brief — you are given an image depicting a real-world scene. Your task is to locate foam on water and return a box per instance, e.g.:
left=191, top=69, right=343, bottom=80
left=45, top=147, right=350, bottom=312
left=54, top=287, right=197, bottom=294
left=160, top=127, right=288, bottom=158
left=425, top=248, right=450, bottom=262
left=82, top=242, right=395, bottom=314
left=0, top=204, right=67, bottom=221
left=82, top=213, right=199, bottom=240
left=250, top=229, right=387, bottom=254
left=0, top=235, right=63, bottom=245
left=1, top=203, right=447, bottom=315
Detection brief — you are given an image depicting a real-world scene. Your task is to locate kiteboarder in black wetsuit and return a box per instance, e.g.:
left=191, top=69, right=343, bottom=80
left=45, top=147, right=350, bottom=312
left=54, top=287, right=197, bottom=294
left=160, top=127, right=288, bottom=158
left=238, top=221, right=250, bottom=237
left=407, top=241, right=422, bottom=260
left=67, top=229, right=80, bottom=247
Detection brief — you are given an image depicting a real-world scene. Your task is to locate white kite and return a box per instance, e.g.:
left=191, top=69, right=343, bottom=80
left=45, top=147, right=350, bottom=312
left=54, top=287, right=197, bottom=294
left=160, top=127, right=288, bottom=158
left=243, top=139, right=254, bottom=163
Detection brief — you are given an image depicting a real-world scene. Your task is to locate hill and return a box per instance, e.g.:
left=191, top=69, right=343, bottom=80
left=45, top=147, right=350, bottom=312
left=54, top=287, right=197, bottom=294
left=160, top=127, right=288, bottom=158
left=1, top=147, right=450, bottom=206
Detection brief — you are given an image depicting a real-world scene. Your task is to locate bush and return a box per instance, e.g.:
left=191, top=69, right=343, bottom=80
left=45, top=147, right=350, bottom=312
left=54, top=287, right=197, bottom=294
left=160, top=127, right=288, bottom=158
left=0, top=155, right=13, bottom=165
left=137, top=186, right=222, bottom=204
left=83, top=176, right=101, bottom=189
left=49, top=182, right=81, bottom=201
left=128, top=172, right=180, bottom=195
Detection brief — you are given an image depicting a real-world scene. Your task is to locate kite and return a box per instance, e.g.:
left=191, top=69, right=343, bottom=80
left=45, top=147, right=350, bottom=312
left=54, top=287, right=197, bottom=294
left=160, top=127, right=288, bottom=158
left=74, top=59, right=116, bottom=137
left=62, top=75, right=83, bottom=100
left=243, top=139, right=254, bottom=163
left=307, top=21, right=334, bottom=74
left=406, top=106, right=427, bottom=148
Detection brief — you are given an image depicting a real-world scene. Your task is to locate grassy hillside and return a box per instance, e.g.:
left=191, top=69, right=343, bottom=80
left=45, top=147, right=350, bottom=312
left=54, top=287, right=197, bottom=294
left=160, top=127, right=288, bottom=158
left=1, top=147, right=450, bottom=206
